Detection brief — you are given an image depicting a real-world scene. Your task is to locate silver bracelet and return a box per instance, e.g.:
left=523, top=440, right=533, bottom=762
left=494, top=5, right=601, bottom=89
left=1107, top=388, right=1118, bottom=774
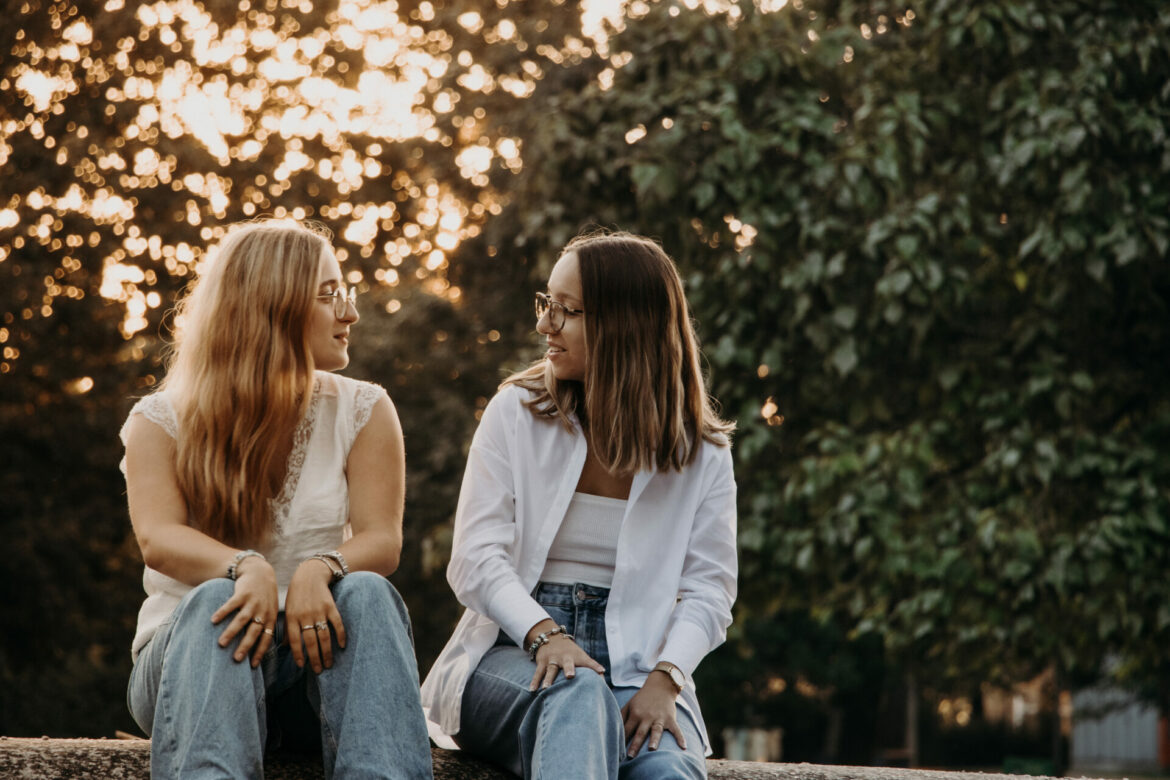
left=527, top=625, right=574, bottom=661
left=312, top=550, right=349, bottom=582
left=227, top=549, right=265, bottom=580
left=308, top=555, right=341, bottom=579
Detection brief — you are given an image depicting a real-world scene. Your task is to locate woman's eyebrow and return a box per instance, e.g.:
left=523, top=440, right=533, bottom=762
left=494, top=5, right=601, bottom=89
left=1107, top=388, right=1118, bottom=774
left=546, top=287, right=582, bottom=306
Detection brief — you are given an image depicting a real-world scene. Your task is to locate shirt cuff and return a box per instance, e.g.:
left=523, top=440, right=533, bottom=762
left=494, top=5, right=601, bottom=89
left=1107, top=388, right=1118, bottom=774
left=486, top=579, right=550, bottom=648
left=658, top=619, right=711, bottom=680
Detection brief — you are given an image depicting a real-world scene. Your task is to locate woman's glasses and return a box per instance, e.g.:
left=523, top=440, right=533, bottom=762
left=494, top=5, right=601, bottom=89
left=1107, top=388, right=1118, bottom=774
left=534, top=292, right=584, bottom=334
left=318, top=286, right=358, bottom=319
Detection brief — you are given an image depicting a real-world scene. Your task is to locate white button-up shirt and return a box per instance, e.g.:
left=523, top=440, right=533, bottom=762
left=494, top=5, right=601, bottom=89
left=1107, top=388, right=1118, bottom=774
left=421, top=384, right=738, bottom=753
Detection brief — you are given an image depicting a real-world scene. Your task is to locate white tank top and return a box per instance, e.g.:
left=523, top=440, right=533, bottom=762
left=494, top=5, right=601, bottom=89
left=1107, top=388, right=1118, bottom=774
left=539, top=491, right=626, bottom=588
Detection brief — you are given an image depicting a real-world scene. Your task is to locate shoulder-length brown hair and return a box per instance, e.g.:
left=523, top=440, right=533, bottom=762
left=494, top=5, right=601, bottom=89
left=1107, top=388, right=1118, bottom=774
left=505, top=230, right=733, bottom=474
left=159, top=219, right=331, bottom=547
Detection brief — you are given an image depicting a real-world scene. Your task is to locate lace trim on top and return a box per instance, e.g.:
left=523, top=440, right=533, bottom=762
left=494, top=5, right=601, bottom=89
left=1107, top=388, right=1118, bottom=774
left=271, top=380, right=323, bottom=534
left=132, top=394, right=179, bottom=439
left=353, top=381, right=383, bottom=435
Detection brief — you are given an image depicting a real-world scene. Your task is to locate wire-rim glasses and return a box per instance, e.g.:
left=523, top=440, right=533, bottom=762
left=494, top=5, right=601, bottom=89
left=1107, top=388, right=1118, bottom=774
left=534, top=292, right=584, bottom=334
left=318, top=286, right=358, bottom=319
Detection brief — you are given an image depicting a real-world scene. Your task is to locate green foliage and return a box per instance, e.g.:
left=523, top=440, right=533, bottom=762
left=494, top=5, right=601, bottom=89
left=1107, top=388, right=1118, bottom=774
left=698, top=611, right=887, bottom=762
left=0, top=0, right=578, bottom=736
left=4, top=0, right=1169, bottom=749
left=448, top=0, right=1170, bottom=742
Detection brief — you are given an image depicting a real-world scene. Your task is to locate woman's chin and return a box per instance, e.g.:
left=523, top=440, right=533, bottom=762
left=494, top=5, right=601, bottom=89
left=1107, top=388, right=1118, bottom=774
left=314, top=353, right=349, bottom=372
left=548, top=366, right=583, bottom=383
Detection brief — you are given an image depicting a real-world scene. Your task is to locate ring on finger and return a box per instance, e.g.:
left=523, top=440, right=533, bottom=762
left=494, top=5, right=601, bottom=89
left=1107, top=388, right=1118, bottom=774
left=263, top=628, right=275, bottom=636
left=314, top=620, right=328, bottom=631
left=547, top=661, right=559, bottom=668
left=301, top=624, right=315, bottom=631
left=251, top=616, right=264, bottom=625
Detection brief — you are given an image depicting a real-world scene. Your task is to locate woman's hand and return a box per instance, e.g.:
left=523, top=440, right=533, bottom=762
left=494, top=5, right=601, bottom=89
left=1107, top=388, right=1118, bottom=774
left=525, top=619, right=605, bottom=691
left=621, top=672, right=686, bottom=757
left=210, top=556, right=278, bottom=667
left=285, top=558, right=346, bottom=674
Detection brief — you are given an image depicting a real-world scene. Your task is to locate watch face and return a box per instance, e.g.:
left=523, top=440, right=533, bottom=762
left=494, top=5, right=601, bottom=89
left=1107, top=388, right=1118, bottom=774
left=669, top=667, right=685, bottom=688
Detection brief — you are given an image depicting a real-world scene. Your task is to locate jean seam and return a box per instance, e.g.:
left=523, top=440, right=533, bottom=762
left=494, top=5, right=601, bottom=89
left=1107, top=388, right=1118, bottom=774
left=310, top=667, right=340, bottom=760
left=532, top=684, right=558, bottom=780
left=475, top=667, right=540, bottom=691
left=156, top=680, right=176, bottom=775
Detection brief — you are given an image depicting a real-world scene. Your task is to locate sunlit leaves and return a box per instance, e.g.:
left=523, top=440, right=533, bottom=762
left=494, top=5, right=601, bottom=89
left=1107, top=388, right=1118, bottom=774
left=0, top=0, right=602, bottom=737
left=1, top=0, right=525, bottom=356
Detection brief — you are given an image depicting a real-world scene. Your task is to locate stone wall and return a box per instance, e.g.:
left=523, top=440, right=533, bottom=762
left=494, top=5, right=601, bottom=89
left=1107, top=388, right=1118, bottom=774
left=0, top=737, right=1070, bottom=780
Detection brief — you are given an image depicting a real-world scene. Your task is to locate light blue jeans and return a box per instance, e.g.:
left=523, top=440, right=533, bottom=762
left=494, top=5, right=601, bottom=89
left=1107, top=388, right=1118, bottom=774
left=128, top=572, right=434, bottom=779
left=456, top=582, right=707, bottom=780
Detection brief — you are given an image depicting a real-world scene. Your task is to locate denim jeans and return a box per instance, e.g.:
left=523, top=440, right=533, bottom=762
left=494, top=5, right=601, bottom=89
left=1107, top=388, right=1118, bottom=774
left=128, top=572, right=434, bottom=779
left=456, top=582, right=707, bottom=780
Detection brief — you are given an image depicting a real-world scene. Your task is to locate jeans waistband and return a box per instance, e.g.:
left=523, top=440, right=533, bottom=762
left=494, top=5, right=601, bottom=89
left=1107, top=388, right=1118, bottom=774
left=532, top=581, right=610, bottom=609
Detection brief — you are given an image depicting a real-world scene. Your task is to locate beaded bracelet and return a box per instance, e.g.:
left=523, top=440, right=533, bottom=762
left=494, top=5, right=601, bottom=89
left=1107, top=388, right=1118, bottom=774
left=527, top=625, right=574, bottom=661
left=308, top=555, right=341, bottom=580
left=227, top=549, right=265, bottom=580
left=312, top=550, right=349, bottom=582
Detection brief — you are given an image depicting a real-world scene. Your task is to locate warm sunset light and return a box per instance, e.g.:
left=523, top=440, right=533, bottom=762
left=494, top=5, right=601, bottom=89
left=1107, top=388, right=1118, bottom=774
left=0, top=0, right=803, bottom=367
left=5, top=0, right=1164, bottom=765
left=4, top=0, right=527, bottom=347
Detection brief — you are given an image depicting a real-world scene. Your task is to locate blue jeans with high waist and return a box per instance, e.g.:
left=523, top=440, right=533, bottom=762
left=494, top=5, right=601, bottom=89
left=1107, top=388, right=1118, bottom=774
left=128, top=573, right=434, bottom=779
left=456, top=582, right=707, bottom=780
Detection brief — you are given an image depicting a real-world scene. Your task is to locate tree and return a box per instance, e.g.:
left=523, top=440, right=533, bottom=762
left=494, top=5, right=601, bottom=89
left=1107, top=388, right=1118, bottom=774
left=0, top=0, right=585, bottom=735
left=443, top=0, right=1170, bottom=761
left=6, top=0, right=1169, bottom=755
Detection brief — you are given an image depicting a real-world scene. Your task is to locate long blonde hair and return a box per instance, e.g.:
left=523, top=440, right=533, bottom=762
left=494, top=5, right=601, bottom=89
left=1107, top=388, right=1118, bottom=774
left=160, top=220, right=331, bottom=546
left=506, top=231, right=733, bottom=474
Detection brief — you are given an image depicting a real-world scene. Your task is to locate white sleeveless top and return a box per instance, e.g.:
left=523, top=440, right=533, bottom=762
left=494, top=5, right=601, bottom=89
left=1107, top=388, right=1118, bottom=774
left=119, top=371, right=387, bottom=660
left=539, top=491, right=626, bottom=588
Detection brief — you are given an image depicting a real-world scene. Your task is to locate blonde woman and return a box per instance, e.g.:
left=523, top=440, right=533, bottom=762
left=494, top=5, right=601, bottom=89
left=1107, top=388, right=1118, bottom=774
left=120, top=220, right=432, bottom=779
left=421, top=232, right=738, bottom=779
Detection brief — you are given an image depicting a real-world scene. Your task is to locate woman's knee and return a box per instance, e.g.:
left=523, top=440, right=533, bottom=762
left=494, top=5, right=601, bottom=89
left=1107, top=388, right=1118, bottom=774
left=542, top=668, right=616, bottom=713
left=620, top=710, right=707, bottom=780
left=175, top=578, right=235, bottom=620
left=622, top=749, right=707, bottom=780
left=334, top=570, right=394, bottom=605
left=567, top=667, right=610, bottom=693
left=333, top=572, right=410, bottom=626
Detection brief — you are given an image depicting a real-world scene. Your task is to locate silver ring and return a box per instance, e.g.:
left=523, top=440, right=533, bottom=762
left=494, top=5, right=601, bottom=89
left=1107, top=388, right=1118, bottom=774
left=301, top=625, right=315, bottom=631
left=314, top=620, right=328, bottom=631
left=252, top=616, right=264, bottom=625
left=263, top=628, right=275, bottom=636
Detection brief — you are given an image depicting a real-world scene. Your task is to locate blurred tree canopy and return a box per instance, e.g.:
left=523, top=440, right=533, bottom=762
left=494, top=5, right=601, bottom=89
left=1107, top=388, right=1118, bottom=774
left=3, top=0, right=1168, bottom=759
left=0, top=0, right=566, bottom=736
left=442, top=0, right=1170, bottom=751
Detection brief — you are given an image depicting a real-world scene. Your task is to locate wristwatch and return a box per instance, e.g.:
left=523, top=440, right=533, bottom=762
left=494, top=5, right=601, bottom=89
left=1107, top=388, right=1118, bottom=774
left=652, top=661, right=686, bottom=693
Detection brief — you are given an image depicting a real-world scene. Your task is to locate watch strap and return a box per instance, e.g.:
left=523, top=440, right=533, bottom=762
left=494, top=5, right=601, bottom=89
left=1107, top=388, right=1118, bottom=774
left=652, top=661, right=685, bottom=692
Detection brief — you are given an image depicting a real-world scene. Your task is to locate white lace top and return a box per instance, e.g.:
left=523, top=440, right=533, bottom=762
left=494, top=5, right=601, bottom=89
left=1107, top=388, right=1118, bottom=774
left=119, top=371, right=387, bottom=660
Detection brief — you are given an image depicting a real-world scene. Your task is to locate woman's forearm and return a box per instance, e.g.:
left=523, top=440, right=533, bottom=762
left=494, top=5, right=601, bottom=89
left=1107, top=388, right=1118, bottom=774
left=335, top=527, right=402, bottom=577
left=136, top=523, right=254, bottom=586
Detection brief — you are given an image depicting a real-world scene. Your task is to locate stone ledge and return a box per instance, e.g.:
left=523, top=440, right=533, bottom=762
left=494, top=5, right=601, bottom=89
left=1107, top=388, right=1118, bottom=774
left=0, top=738, right=1067, bottom=780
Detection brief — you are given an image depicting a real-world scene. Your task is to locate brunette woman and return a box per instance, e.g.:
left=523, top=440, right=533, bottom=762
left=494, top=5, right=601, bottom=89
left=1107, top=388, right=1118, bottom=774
left=121, top=220, right=432, bottom=779
left=421, top=231, right=737, bottom=779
